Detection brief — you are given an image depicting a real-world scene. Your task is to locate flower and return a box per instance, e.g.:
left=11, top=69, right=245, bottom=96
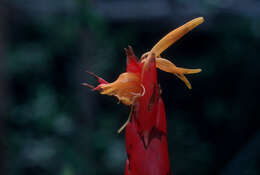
left=83, top=17, right=204, bottom=175
left=84, top=17, right=204, bottom=105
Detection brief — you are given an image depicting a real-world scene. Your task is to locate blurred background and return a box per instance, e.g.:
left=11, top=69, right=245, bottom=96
left=1, top=0, right=260, bottom=175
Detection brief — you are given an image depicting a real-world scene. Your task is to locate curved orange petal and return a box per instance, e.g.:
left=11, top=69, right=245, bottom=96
left=151, top=17, right=204, bottom=56
left=155, top=57, right=201, bottom=89
left=100, top=72, right=142, bottom=106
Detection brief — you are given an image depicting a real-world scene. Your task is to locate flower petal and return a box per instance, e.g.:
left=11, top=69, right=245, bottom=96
left=151, top=17, right=204, bottom=56
left=155, top=58, right=201, bottom=74
left=155, top=57, right=201, bottom=89
left=100, top=72, right=142, bottom=106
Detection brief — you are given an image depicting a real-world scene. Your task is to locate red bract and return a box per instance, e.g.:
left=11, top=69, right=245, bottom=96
left=125, top=48, right=170, bottom=175
left=83, top=17, right=204, bottom=175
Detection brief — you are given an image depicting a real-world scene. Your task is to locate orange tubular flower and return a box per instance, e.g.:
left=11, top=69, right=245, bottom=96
left=83, top=17, right=204, bottom=175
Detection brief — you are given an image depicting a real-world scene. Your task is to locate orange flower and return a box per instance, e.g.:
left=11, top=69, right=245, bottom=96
left=84, top=17, right=204, bottom=105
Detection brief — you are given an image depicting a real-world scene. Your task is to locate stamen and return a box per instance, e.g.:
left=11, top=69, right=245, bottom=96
left=117, top=84, right=145, bottom=134
left=117, top=104, right=134, bottom=134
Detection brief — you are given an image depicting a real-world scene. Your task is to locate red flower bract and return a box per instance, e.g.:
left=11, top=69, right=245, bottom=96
left=83, top=17, right=204, bottom=175
left=125, top=48, right=170, bottom=175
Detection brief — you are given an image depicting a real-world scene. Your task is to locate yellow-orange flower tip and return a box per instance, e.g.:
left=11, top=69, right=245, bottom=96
left=151, top=17, right=204, bottom=56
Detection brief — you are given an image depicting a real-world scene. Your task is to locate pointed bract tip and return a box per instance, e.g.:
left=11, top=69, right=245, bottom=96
left=124, top=47, right=130, bottom=56
left=81, top=83, right=95, bottom=89
left=85, top=71, right=108, bottom=84
left=85, top=71, right=98, bottom=78
left=125, top=45, right=135, bottom=57
left=128, top=45, right=133, bottom=51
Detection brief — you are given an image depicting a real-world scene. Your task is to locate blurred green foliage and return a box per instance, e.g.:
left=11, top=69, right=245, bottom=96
left=2, top=0, right=260, bottom=175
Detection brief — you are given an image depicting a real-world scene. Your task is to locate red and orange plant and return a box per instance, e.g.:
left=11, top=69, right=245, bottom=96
left=83, top=17, right=204, bottom=175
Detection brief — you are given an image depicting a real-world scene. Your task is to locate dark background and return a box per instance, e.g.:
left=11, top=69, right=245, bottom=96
left=1, top=0, right=260, bottom=175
